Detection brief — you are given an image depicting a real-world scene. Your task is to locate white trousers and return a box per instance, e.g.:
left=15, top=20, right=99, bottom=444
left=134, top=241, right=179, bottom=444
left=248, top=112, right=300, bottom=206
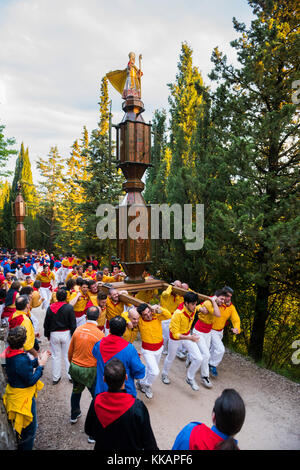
left=76, top=314, right=86, bottom=328
left=61, top=267, right=69, bottom=283
left=210, top=329, right=225, bottom=367
left=162, top=319, right=171, bottom=348
left=50, top=330, right=71, bottom=381
left=193, top=329, right=212, bottom=378
left=40, top=287, right=52, bottom=311
left=140, top=346, right=163, bottom=387
left=162, top=338, right=202, bottom=381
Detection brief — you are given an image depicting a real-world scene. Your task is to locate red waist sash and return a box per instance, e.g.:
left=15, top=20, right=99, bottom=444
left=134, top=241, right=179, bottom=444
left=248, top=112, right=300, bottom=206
left=141, top=340, right=164, bottom=351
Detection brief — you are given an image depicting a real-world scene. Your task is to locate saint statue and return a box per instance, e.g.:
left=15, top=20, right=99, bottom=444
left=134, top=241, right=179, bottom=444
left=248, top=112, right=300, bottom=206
left=106, top=52, right=143, bottom=99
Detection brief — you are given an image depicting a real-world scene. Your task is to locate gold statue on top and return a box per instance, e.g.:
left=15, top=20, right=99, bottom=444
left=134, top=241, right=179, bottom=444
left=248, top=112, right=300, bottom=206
left=106, top=52, right=143, bottom=99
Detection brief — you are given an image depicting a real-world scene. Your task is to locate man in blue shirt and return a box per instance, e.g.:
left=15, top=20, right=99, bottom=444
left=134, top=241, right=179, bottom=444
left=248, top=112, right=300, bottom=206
left=92, top=316, right=145, bottom=397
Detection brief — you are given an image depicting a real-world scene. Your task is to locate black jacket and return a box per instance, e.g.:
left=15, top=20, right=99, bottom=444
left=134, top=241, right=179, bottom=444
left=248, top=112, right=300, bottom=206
left=43, top=303, right=76, bottom=339
left=85, top=392, right=158, bottom=451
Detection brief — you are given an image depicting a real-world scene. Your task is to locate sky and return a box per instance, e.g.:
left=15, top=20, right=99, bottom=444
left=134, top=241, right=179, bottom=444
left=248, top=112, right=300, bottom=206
left=0, top=0, right=255, bottom=182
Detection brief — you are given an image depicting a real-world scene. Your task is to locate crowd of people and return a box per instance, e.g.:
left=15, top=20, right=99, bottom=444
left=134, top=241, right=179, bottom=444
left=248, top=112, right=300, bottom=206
left=0, top=248, right=245, bottom=451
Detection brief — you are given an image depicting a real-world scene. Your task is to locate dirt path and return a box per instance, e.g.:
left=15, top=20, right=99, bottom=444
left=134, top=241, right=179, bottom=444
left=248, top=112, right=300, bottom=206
left=32, top=306, right=300, bottom=451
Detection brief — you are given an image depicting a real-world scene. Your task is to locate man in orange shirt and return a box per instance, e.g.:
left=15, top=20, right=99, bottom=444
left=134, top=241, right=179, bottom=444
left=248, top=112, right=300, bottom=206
left=68, top=306, right=104, bottom=438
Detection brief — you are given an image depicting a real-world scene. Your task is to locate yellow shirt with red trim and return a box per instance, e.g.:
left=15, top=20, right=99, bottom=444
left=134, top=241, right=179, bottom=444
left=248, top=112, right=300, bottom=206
left=105, top=297, right=127, bottom=321
left=9, top=311, right=35, bottom=351
left=96, top=306, right=106, bottom=329
left=31, top=290, right=43, bottom=308
left=160, top=284, right=183, bottom=315
left=138, top=307, right=171, bottom=349
left=21, top=281, right=34, bottom=288
left=135, top=288, right=159, bottom=304
left=36, top=271, right=55, bottom=286
left=66, top=270, right=78, bottom=282
left=83, top=270, right=97, bottom=280
left=212, top=303, right=241, bottom=332
left=69, top=289, right=91, bottom=315
left=61, top=257, right=75, bottom=268
left=121, top=311, right=139, bottom=343
left=196, top=300, right=215, bottom=325
left=169, top=304, right=196, bottom=340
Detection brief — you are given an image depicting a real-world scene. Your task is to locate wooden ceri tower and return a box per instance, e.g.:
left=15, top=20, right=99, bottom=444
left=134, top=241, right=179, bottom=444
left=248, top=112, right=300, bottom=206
left=13, top=183, right=27, bottom=255
left=116, top=95, right=152, bottom=284
left=103, top=53, right=212, bottom=306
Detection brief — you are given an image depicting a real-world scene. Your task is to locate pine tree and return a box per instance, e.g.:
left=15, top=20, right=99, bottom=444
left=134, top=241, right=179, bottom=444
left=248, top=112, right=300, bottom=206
left=79, top=76, right=123, bottom=260
left=205, top=0, right=300, bottom=362
left=36, top=146, right=65, bottom=252
left=55, top=131, right=91, bottom=253
left=0, top=123, right=17, bottom=178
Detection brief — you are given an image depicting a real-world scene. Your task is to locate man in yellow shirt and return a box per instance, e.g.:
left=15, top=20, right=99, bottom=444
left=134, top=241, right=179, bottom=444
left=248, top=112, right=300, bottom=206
left=36, top=265, right=56, bottom=311
left=105, top=288, right=130, bottom=335
left=209, top=286, right=241, bottom=377
left=160, top=280, right=184, bottom=355
left=122, top=307, right=140, bottom=343
left=161, top=292, right=202, bottom=391
left=135, top=303, right=171, bottom=399
left=8, top=295, right=38, bottom=358
left=192, top=290, right=225, bottom=389
left=69, top=280, right=93, bottom=327
left=21, top=276, right=34, bottom=288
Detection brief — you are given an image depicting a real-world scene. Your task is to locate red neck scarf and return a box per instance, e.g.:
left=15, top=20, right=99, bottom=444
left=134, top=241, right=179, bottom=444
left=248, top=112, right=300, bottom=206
left=99, top=335, right=129, bottom=363
left=50, top=301, right=67, bottom=314
left=0, top=347, right=24, bottom=359
left=94, top=391, right=135, bottom=428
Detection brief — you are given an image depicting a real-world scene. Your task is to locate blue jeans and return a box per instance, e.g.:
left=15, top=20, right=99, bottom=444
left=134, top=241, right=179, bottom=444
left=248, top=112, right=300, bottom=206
left=17, top=397, right=37, bottom=451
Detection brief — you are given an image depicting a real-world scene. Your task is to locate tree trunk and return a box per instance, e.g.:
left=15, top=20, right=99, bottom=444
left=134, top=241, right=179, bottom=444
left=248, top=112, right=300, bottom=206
left=248, top=282, right=270, bottom=362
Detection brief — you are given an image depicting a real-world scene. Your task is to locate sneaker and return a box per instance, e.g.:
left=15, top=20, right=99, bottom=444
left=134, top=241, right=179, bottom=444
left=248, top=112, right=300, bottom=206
left=201, top=377, right=213, bottom=389
left=176, top=351, right=186, bottom=360
left=144, top=385, right=153, bottom=399
left=70, top=411, right=82, bottom=424
left=136, top=380, right=146, bottom=393
left=88, top=437, right=96, bottom=444
left=161, top=373, right=170, bottom=385
left=186, top=377, right=200, bottom=391
left=53, top=377, right=61, bottom=385
left=209, top=365, right=218, bottom=377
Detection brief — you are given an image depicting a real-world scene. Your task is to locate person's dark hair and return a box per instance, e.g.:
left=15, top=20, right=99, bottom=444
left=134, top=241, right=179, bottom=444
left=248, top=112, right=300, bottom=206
left=33, top=280, right=41, bottom=289
left=86, top=306, right=100, bottom=321
left=214, top=289, right=227, bottom=297
left=11, top=280, right=21, bottom=291
left=20, top=286, right=33, bottom=296
left=0, top=288, right=6, bottom=300
left=81, top=279, right=90, bottom=287
left=56, top=289, right=67, bottom=302
left=97, top=291, right=107, bottom=302
left=66, top=278, right=76, bottom=291
left=104, top=358, right=126, bottom=392
left=15, top=295, right=29, bottom=311
left=109, top=316, right=126, bottom=336
left=97, top=271, right=103, bottom=277
left=7, top=326, right=27, bottom=349
left=213, top=389, right=246, bottom=450
left=136, top=303, right=148, bottom=315
left=223, top=286, right=234, bottom=295
left=76, top=277, right=84, bottom=286
left=88, top=279, right=97, bottom=288
left=184, top=292, right=198, bottom=304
